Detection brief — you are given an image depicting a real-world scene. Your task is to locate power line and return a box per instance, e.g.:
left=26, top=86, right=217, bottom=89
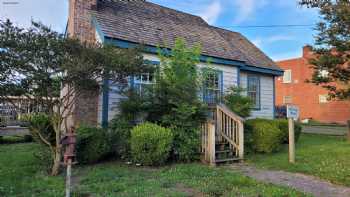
left=219, top=24, right=315, bottom=28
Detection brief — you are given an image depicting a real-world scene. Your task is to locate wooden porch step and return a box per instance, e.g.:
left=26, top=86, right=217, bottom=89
left=215, top=157, right=241, bottom=164
left=215, top=150, right=231, bottom=154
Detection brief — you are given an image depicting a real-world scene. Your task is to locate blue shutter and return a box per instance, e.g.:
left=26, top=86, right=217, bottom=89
left=101, top=78, right=109, bottom=128
left=219, top=70, right=223, bottom=103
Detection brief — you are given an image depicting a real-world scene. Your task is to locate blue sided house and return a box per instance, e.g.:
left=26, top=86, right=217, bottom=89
left=66, top=0, right=283, bottom=128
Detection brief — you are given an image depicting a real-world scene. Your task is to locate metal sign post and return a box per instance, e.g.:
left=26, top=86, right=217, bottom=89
left=287, top=105, right=299, bottom=163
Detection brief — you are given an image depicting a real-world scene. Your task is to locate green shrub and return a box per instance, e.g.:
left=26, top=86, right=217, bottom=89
left=109, top=117, right=133, bottom=159
left=23, top=135, right=33, bottom=142
left=224, top=86, right=253, bottom=118
left=76, top=126, right=111, bottom=164
left=130, top=123, right=173, bottom=166
left=245, top=119, right=283, bottom=153
left=274, top=119, right=302, bottom=143
left=21, top=113, right=55, bottom=171
left=23, top=113, right=56, bottom=145
left=172, top=127, right=200, bottom=162
left=119, top=39, right=206, bottom=162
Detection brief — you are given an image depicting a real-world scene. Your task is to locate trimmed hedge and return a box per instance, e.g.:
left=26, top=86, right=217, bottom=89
left=248, top=120, right=283, bottom=153
left=245, top=118, right=302, bottom=153
left=76, top=126, right=111, bottom=164
left=130, top=123, right=173, bottom=166
left=109, top=117, right=133, bottom=159
left=274, top=119, right=302, bottom=143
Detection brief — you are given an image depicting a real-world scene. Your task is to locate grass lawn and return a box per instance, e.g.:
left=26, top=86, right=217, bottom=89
left=0, top=143, right=309, bottom=197
left=247, top=134, right=350, bottom=186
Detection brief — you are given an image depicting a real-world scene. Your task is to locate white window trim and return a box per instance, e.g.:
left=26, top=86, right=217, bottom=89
left=283, top=69, right=292, bottom=83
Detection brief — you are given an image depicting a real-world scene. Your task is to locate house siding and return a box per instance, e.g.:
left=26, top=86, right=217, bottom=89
left=97, top=53, right=239, bottom=125
left=240, top=72, right=274, bottom=119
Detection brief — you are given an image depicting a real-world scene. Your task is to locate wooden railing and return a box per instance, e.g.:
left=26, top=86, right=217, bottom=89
left=201, top=103, right=244, bottom=165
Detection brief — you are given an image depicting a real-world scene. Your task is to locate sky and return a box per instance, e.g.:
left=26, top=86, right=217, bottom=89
left=0, top=0, right=319, bottom=61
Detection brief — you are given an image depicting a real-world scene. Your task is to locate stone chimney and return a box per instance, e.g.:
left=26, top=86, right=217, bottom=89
left=302, top=45, right=313, bottom=58
left=67, top=0, right=97, bottom=42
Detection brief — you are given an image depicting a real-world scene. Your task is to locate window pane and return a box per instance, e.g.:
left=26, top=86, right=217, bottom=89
left=283, top=70, right=292, bottom=83
left=203, top=70, right=221, bottom=104
left=247, top=75, right=260, bottom=109
left=133, top=73, right=155, bottom=96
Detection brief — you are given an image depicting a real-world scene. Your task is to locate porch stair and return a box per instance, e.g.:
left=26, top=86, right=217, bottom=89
left=201, top=103, right=244, bottom=165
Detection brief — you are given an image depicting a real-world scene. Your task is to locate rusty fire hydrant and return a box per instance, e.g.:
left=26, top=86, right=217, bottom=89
left=60, top=127, right=77, bottom=197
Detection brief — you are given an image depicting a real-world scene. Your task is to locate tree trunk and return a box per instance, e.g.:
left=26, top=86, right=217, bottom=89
left=51, top=114, right=63, bottom=176
left=51, top=147, right=62, bottom=176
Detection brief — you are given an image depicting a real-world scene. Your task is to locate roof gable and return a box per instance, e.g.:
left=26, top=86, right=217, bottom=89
left=92, top=0, right=282, bottom=73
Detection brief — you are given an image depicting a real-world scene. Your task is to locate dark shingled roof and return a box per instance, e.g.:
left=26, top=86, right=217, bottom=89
left=92, top=0, right=280, bottom=70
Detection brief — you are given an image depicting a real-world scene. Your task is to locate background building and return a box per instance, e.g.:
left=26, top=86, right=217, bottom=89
left=275, top=46, right=350, bottom=124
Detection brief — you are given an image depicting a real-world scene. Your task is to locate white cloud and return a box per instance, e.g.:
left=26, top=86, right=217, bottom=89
left=199, top=1, right=222, bottom=25
left=0, top=0, right=68, bottom=32
left=271, top=50, right=302, bottom=61
left=252, top=38, right=263, bottom=48
left=253, top=35, right=295, bottom=49
left=266, top=35, right=295, bottom=43
left=232, top=0, right=267, bottom=24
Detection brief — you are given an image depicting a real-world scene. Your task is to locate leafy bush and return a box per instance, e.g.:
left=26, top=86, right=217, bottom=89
left=224, top=87, right=253, bottom=118
left=23, top=113, right=56, bottom=145
left=274, top=119, right=302, bottom=143
left=171, top=127, right=200, bottom=162
left=245, top=119, right=283, bottom=153
left=23, top=135, right=33, bottom=142
left=130, top=123, right=173, bottom=166
left=22, top=113, right=56, bottom=171
left=119, top=38, right=206, bottom=162
left=76, top=126, right=111, bottom=164
left=109, top=117, right=134, bottom=159
left=245, top=118, right=303, bottom=153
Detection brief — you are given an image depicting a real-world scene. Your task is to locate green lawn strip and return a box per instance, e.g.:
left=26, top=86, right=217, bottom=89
left=247, top=134, right=350, bottom=186
left=75, top=162, right=308, bottom=196
left=0, top=143, right=65, bottom=196
left=0, top=143, right=308, bottom=197
left=0, top=136, right=26, bottom=144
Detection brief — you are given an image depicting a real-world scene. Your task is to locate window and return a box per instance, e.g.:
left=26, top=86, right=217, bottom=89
left=319, top=94, right=329, bottom=103
left=247, top=75, right=260, bottom=109
left=283, top=69, right=292, bottom=83
left=283, top=95, right=293, bottom=104
left=203, top=70, right=222, bottom=104
left=133, top=73, right=155, bottom=96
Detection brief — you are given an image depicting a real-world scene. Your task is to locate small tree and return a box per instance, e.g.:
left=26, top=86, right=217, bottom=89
left=119, top=38, right=207, bottom=161
left=224, top=87, right=253, bottom=118
left=149, top=38, right=207, bottom=161
left=299, top=0, right=350, bottom=100
left=0, top=19, right=148, bottom=175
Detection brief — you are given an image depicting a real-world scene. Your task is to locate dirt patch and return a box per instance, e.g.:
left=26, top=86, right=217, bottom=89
left=174, top=183, right=204, bottom=197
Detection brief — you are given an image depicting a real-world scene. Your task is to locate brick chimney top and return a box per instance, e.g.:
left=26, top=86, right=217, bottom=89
left=303, top=45, right=313, bottom=58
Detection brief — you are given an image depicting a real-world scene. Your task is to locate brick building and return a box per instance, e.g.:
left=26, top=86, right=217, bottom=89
left=275, top=46, right=350, bottom=124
